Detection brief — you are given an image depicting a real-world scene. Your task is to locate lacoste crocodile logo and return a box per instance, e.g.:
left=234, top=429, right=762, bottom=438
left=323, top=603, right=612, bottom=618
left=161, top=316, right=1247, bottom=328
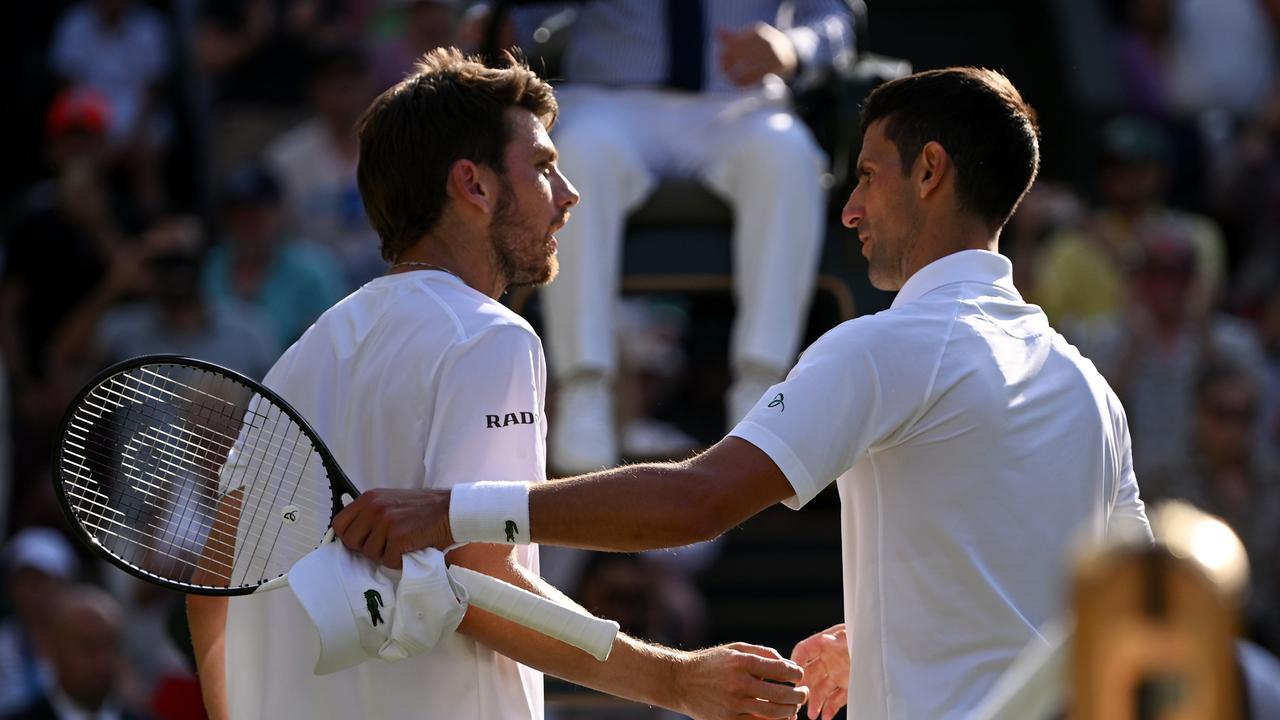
left=364, top=589, right=385, bottom=626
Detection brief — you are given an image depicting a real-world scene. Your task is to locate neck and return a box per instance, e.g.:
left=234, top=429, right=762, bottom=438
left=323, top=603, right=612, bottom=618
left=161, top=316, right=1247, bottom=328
left=390, top=223, right=506, bottom=299
left=901, top=211, right=998, bottom=284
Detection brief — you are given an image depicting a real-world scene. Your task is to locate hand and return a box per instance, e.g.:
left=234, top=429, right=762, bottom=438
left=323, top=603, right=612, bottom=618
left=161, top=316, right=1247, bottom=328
left=674, top=642, right=807, bottom=720
left=790, top=624, right=848, bottom=720
left=332, top=488, right=454, bottom=568
left=717, top=23, right=799, bottom=87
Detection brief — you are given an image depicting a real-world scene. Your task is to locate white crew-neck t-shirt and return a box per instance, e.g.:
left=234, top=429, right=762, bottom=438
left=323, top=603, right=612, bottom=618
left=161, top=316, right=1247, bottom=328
left=731, top=250, right=1151, bottom=719
left=225, top=270, right=546, bottom=720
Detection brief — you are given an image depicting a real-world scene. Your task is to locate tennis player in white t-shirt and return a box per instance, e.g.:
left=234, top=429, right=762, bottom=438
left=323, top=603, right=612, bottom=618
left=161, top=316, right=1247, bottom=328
left=185, top=48, right=806, bottom=720
left=334, top=67, right=1154, bottom=719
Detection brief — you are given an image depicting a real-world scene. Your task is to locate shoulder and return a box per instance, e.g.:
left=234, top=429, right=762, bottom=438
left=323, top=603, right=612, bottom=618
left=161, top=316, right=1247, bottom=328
left=793, top=307, right=944, bottom=380
left=372, top=278, right=540, bottom=356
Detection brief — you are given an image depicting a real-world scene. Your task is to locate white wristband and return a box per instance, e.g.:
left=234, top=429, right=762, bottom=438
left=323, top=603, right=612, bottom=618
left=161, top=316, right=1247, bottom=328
left=449, top=482, right=531, bottom=544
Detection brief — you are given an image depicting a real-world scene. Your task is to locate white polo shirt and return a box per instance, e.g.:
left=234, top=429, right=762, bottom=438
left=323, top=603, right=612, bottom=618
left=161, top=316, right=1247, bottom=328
left=731, top=250, right=1150, bottom=719
left=225, top=271, right=546, bottom=720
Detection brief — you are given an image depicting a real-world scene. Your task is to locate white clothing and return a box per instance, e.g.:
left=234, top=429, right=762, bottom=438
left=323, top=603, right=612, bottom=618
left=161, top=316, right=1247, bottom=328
left=266, top=119, right=385, bottom=288
left=225, top=270, right=546, bottom=720
left=48, top=2, right=170, bottom=146
left=540, top=85, right=826, bottom=380
left=1169, top=0, right=1277, bottom=116
left=730, top=250, right=1151, bottom=719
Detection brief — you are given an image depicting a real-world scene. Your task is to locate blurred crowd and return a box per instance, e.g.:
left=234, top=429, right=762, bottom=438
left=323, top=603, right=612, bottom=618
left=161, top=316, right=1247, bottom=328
left=0, top=0, right=1276, bottom=718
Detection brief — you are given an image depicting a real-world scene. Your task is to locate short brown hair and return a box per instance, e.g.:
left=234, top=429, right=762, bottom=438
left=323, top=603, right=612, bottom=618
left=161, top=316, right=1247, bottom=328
left=861, top=67, right=1040, bottom=231
left=356, top=48, right=558, bottom=262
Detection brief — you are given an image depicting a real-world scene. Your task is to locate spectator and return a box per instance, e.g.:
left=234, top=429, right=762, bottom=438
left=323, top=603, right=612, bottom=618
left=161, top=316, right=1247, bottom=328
left=0, top=90, right=133, bottom=517
left=371, top=0, right=463, bottom=92
left=1111, top=0, right=1177, bottom=119
left=502, top=1, right=856, bottom=473
left=1101, top=233, right=1266, bottom=478
left=51, top=216, right=280, bottom=381
left=203, top=164, right=346, bottom=345
left=1210, top=79, right=1280, bottom=312
left=196, top=0, right=355, bottom=179
left=1034, top=116, right=1226, bottom=346
left=265, top=44, right=382, bottom=288
left=1165, top=0, right=1277, bottom=121
left=48, top=0, right=173, bottom=214
left=1144, top=362, right=1280, bottom=652
left=0, top=529, right=78, bottom=715
left=0, top=585, right=149, bottom=720
left=1109, top=0, right=1276, bottom=123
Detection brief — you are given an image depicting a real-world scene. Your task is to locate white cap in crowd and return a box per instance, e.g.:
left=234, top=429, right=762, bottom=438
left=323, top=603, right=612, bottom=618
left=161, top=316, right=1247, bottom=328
left=4, top=527, right=79, bottom=580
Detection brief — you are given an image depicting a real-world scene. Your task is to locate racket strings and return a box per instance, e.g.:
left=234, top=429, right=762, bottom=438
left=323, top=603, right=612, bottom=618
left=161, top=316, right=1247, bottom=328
left=76, top=379, right=334, bottom=515
left=60, top=364, right=337, bottom=589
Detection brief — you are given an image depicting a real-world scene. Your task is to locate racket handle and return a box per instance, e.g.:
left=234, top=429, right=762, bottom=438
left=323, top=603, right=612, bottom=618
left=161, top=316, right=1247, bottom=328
left=448, top=565, right=619, bottom=662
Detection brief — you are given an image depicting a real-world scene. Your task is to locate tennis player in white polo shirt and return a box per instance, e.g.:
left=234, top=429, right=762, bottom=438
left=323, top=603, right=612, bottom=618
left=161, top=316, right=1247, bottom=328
left=186, top=49, right=806, bottom=720
left=335, top=67, right=1154, bottom=719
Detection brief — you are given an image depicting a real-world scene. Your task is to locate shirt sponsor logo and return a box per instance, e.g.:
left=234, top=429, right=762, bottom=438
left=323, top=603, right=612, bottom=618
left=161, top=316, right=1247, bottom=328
left=486, top=412, right=536, bottom=428
left=768, top=393, right=786, bottom=412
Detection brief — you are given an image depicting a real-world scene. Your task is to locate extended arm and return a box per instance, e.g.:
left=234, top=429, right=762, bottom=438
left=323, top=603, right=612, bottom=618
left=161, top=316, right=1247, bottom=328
left=333, top=436, right=795, bottom=562
left=527, top=437, right=793, bottom=550
left=448, top=542, right=806, bottom=719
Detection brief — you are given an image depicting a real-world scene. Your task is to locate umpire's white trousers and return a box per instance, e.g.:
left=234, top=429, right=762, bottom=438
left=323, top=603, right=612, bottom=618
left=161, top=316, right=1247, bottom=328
left=542, top=85, right=827, bottom=380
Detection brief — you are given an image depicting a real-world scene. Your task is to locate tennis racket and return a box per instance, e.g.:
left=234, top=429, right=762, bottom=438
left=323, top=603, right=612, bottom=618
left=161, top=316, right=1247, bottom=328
left=54, top=354, right=618, bottom=661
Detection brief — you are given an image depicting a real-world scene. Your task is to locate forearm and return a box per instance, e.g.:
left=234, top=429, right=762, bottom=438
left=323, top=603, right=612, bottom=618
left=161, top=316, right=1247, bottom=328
left=186, top=595, right=229, bottom=720
left=529, top=460, right=727, bottom=551
left=448, top=546, right=686, bottom=712
left=335, top=440, right=792, bottom=563
left=529, top=439, right=790, bottom=551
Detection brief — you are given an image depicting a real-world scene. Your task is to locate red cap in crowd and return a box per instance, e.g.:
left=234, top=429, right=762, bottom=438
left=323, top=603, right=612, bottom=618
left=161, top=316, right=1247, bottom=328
left=45, top=87, right=111, bottom=138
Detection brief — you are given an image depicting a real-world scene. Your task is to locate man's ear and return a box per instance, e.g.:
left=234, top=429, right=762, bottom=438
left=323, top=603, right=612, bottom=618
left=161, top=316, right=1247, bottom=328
left=916, top=141, right=950, bottom=200
left=447, top=159, right=498, bottom=216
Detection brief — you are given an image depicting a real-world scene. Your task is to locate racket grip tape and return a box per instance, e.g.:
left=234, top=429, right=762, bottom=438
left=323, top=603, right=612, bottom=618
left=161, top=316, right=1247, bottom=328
left=447, top=565, right=619, bottom=661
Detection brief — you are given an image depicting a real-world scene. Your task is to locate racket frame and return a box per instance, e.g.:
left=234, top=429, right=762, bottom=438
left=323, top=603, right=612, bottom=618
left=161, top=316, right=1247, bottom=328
left=55, top=354, right=359, bottom=596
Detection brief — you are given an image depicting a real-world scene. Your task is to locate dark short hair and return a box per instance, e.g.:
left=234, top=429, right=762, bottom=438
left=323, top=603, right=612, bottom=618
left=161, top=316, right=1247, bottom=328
left=356, top=48, right=558, bottom=262
left=861, top=67, right=1040, bottom=231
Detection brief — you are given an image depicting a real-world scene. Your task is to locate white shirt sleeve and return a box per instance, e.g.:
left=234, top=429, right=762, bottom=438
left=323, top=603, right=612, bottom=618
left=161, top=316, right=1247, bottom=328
left=423, top=325, right=547, bottom=490
left=729, top=321, right=927, bottom=509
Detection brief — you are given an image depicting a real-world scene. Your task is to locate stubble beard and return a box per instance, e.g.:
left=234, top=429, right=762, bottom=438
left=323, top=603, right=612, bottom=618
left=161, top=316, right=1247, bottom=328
left=490, top=183, right=559, bottom=288
left=866, top=213, right=922, bottom=292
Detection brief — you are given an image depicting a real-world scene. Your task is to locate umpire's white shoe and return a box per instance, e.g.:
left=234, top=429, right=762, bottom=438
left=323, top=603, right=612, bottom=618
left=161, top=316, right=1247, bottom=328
left=550, top=375, right=619, bottom=475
